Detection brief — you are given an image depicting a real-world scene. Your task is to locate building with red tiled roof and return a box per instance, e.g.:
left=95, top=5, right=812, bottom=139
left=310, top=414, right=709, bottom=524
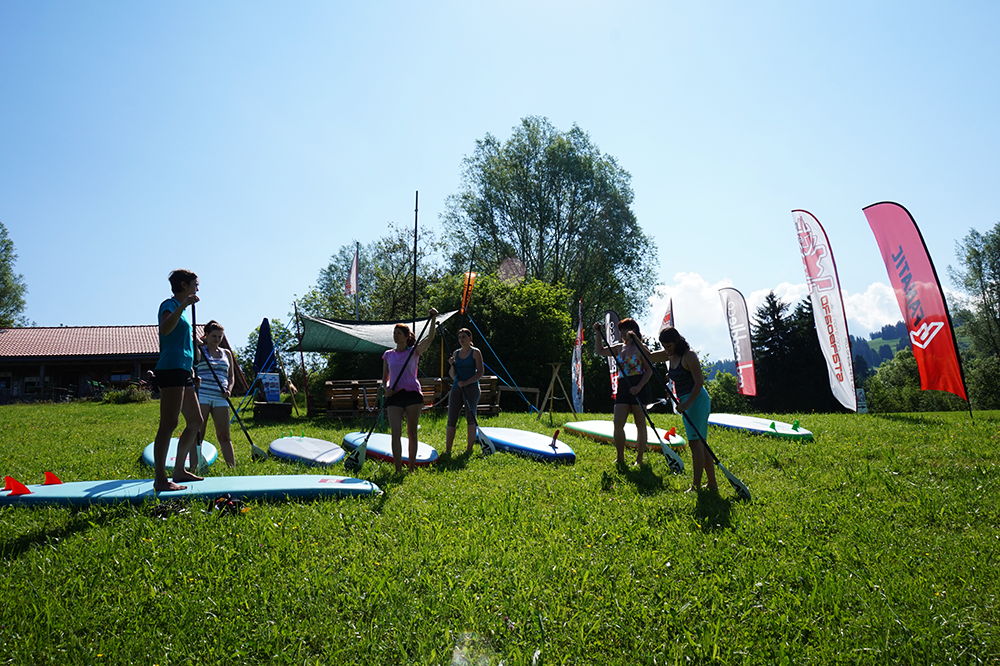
left=0, top=325, right=234, bottom=402
left=0, top=325, right=164, bottom=401
left=1, top=325, right=252, bottom=403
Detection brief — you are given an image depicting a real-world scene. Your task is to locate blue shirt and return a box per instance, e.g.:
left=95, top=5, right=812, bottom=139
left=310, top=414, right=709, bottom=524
left=156, top=298, right=193, bottom=371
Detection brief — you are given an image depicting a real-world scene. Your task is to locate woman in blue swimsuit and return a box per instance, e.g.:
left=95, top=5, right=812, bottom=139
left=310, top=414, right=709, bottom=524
left=636, top=327, right=716, bottom=492
left=445, top=328, right=485, bottom=455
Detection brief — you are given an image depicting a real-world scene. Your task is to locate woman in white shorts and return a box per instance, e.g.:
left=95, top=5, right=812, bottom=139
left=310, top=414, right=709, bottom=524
left=196, top=320, right=236, bottom=467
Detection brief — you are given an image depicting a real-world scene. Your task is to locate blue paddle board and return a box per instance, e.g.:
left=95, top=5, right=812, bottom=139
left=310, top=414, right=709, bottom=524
left=342, top=432, right=438, bottom=466
left=479, top=427, right=575, bottom=464
left=563, top=420, right=687, bottom=452
left=1, top=474, right=380, bottom=507
left=270, top=436, right=345, bottom=466
left=708, top=413, right=814, bottom=440
left=141, top=438, right=218, bottom=470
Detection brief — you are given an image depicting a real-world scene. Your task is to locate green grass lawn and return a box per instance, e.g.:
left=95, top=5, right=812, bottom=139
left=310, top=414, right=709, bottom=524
left=1, top=401, right=998, bottom=665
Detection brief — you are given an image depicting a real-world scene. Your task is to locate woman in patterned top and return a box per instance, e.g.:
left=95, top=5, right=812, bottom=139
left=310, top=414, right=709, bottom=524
left=593, top=317, right=652, bottom=467
left=195, top=320, right=236, bottom=467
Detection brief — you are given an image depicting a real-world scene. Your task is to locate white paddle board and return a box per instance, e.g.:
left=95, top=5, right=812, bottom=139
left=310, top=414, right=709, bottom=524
left=342, top=432, right=439, bottom=466
left=141, top=438, right=218, bottom=470
left=270, top=436, right=345, bottom=466
left=563, top=420, right=687, bottom=452
left=479, top=427, right=575, bottom=464
left=708, top=413, right=814, bottom=440
left=1, top=473, right=380, bottom=507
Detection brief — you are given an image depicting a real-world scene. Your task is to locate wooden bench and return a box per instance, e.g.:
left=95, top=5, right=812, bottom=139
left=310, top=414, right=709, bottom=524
left=324, top=379, right=381, bottom=418
left=324, top=375, right=500, bottom=418
left=439, top=375, right=500, bottom=417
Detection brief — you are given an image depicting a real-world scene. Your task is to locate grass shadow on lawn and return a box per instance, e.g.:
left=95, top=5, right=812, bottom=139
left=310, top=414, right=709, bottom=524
left=693, top=489, right=734, bottom=532
left=599, top=462, right=667, bottom=496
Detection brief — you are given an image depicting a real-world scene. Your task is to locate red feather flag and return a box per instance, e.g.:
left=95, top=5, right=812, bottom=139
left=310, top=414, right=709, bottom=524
left=863, top=202, right=968, bottom=401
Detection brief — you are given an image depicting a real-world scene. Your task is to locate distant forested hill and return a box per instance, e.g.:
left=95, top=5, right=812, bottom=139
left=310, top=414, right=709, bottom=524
left=706, top=321, right=909, bottom=382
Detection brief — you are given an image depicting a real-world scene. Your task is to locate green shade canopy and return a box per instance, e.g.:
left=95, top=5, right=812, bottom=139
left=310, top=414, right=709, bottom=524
left=293, top=311, right=458, bottom=354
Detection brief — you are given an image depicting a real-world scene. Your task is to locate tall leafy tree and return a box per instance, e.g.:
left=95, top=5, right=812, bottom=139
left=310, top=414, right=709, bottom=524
left=0, top=221, right=29, bottom=328
left=298, top=223, right=445, bottom=322
left=442, top=116, right=657, bottom=325
left=949, top=223, right=1000, bottom=358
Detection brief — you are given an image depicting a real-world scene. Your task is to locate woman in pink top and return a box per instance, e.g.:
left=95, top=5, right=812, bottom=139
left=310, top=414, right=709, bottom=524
left=382, top=308, right=438, bottom=472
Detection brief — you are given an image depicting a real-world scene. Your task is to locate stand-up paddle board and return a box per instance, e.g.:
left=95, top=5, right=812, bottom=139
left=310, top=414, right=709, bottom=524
left=478, top=427, right=575, bottom=464
left=342, top=432, right=439, bottom=466
left=1, top=473, right=380, bottom=507
left=708, top=414, right=814, bottom=440
left=270, top=436, right=345, bottom=466
left=564, top=420, right=687, bottom=452
left=141, top=438, right=218, bottom=470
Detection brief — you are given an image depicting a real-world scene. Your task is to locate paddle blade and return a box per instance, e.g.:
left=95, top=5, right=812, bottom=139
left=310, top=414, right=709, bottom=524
left=344, top=439, right=367, bottom=472
left=661, top=443, right=685, bottom=475
left=718, top=462, right=751, bottom=501
left=476, top=428, right=496, bottom=456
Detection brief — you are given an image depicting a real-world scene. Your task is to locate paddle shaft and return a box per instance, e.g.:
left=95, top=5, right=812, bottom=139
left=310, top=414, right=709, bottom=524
left=190, top=304, right=208, bottom=471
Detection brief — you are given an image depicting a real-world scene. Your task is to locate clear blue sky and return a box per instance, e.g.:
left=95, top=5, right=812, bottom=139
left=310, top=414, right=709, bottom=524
left=2, top=1, right=997, bottom=362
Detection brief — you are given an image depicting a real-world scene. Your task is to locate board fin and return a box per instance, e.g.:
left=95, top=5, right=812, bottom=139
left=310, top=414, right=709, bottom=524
left=792, top=419, right=800, bottom=431
left=4, top=476, right=32, bottom=496
left=549, top=430, right=560, bottom=451
left=43, top=471, right=62, bottom=485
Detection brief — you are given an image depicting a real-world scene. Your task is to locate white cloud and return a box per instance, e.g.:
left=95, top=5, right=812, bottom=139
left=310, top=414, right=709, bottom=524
left=843, top=283, right=901, bottom=337
left=647, top=274, right=905, bottom=362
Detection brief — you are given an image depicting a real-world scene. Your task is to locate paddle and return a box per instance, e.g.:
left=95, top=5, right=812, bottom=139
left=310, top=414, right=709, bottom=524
left=594, top=324, right=685, bottom=475
left=344, top=313, right=434, bottom=473
left=199, top=344, right=269, bottom=460
left=628, top=333, right=751, bottom=501
left=457, top=381, right=495, bottom=456
left=190, top=303, right=209, bottom=474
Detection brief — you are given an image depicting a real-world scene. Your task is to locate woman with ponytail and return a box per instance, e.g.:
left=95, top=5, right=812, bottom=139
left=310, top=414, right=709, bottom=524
left=382, top=308, right=438, bottom=473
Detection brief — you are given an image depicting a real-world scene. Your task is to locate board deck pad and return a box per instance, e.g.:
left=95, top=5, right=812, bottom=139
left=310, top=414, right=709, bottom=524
left=563, top=420, right=687, bottom=451
left=479, top=427, right=575, bottom=464
left=708, top=413, right=814, bottom=440
left=270, top=436, right=345, bottom=466
left=342, top=432, right=439, bottom=466
left=141, top=438, right=218, bottom=470
left=1, top=474, right=380, bottom=507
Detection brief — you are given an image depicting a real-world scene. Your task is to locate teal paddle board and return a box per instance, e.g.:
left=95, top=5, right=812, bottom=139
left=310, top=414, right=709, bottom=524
left=1, top=473, right=380, bottom=507
left=270, top=436, right=345, bottom=466
left=342, top=432, right=438, bottom=466
left=479, top=427, right=575, bottom=464
left=141, top=437, right=218, bottom=469
left=563, top=420, right=687, bottom=452
left=707, top=414, right=814, bottom=440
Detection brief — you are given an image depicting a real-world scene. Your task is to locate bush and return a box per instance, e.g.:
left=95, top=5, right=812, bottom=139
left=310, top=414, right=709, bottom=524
left=102, top=384, right=153, bottom=404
